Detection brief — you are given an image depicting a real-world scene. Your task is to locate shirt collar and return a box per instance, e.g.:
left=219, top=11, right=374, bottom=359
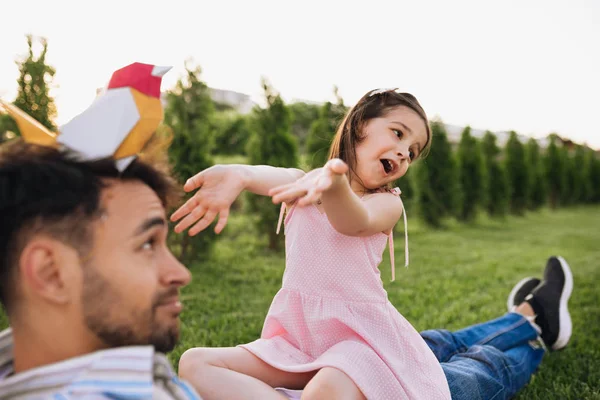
left=0, top=327, right=177, bottom=398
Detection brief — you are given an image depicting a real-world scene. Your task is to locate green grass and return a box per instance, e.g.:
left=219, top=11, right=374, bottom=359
left=2, top=206, right=599, bottom=399
left=172, top=205, right=600, bottom=399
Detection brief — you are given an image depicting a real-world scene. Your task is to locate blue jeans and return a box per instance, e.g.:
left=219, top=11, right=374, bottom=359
left=421, top=313, right=545, bottom=400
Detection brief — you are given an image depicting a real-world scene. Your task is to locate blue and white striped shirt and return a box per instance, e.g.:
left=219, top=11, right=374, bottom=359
left=0, top=328, right=202, bottom=399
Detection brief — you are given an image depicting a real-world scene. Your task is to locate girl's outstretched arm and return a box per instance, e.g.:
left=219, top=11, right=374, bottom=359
left=171, top=164, right=305, bottom=235
left=236, top=165, right=306, bottom=196
left=271, top=159, right=403, bottom=237
left=321, top=175, right=403, bottom=237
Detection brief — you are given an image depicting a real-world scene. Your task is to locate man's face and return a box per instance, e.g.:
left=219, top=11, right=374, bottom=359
left=80, top=180, right=191, bottom=353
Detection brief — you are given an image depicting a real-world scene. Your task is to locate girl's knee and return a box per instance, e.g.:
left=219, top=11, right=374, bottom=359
left=301, top=368, right=365, bottom=400
left=178, top=347, right=215, bottom=379
left=302, top=379, right=333, bottom=400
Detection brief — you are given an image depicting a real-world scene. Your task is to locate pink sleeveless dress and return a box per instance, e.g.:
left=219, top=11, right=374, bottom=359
left=239, top=191, right=451, bottom=399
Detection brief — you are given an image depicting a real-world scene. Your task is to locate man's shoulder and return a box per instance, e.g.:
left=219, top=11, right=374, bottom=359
left=0, top=337, right=201, bottom=399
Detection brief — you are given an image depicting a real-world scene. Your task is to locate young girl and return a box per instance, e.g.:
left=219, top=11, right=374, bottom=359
left=171, top=89, right=451, bottom=399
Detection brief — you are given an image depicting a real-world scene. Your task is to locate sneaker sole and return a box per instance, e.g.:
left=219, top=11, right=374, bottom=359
left=506, top=277, right=538, bottom=312
left=553, top=256, right=573, bottom=350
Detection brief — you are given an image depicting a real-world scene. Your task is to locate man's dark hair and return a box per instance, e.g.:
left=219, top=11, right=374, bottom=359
left=0, top=136, right=181, bottom=312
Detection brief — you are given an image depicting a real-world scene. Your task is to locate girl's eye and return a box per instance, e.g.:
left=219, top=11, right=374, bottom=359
left=393, top=129, right=403, bottom=139
left=409, top=150, right=415, bottom=161
left=141, top=238, right=156, bottom=251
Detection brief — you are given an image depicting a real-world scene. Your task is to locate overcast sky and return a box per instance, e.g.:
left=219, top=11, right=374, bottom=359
left=1, top=0, right=599, bottom=148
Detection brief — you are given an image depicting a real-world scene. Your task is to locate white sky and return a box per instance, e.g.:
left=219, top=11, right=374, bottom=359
left=1, top=0, right=599, bottom=148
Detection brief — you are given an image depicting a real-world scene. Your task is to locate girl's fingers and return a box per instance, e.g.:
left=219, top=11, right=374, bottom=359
left=298, top=196, right=315, bottom=207
left=184, top=172, right=206, bottom=192
left=272, top=186, right=307, bottom=204
left=297, top=197, right=310, bottom=207
left=214, top=209, right=230, bottom=234
left=174, top=205, right=206, bottom=233
left=171, top=195, right=201, bottom=222
left=326, top=158, right=348, bottom=175
left=316, top=175, right=333, bottom=191
left=269, top=182, right=294, bottom=197
left=270, top=177, right=310, bottom=196
left=189, top=209, right=218, bottom=236
left=298, top=187, right=319, bottom=206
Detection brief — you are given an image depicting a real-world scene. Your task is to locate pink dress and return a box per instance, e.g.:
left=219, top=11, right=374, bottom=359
left=240, top=192, right=451, bottom=399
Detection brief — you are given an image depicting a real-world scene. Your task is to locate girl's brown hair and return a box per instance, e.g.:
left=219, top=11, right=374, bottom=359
left=328, top=89, right=432, bottom=190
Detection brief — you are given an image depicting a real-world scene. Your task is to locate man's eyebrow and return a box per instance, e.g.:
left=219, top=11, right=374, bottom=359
left=133, top=217, right=166, bottom=236
left=391, top=121, right=413, bottom=134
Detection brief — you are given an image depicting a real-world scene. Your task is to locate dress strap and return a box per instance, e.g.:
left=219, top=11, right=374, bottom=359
left=388, top=187, right=409, bottom=282
left=276, top=202, right=287, bottom=235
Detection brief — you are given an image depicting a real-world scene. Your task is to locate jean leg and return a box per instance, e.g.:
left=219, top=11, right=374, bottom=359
left=441, top=343, right=545, bottom=400
left=421, top=313, right=540, bottom=362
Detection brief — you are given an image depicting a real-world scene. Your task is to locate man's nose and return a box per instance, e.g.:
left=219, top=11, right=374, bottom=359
left=161, top=251, right=192, bottom=287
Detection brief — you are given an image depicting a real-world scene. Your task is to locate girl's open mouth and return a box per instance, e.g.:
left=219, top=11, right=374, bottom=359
left=380, top=159, right=396, bottom=175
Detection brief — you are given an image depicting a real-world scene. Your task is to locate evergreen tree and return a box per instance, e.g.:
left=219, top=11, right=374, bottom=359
left=582, top=147, right=596, bottom=203
left=456, top=126, right=486, bottom=221
left=590, top=152, right=600, bottom=203
left=504, top=131, right=529, bottom=215
left=288, top=101, right=320, bottom=151
left=481, top=131, right=510, bottom=217
left=14, top=35, right=57, bottom=131
left=305, top=87, right=347, bottom=169
left=560, top=145, right=575, bottom=205
left=397, top=167, right=415, bottom=203
left=213, top=112, right=251, bottom=155
left=415, top=120, right=460, bottom=226
left=1, top=35, right=57, bottom=138
left=413, top=162, right=438, bottom=227
left=526, top=138, right=547, bottom=209
left=571, top=145, right=588, bottom=204
left=247, top=79, right=299, bottom=250
left=545, top=135, right=566, bottom=208
left=164, top=62, right=217, bottom=262
left=0, top=116, right=16, bottom=143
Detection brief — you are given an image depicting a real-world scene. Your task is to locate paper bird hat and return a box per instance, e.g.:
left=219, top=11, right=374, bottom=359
left=0, top=62, right=171, bottom=171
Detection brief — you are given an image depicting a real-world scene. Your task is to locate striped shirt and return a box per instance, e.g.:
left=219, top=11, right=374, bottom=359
left=0, top=328, right=202, bottom=399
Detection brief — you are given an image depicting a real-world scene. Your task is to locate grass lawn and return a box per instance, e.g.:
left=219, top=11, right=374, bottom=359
left=172, top=205, right=600, bottom=399
left=1, top=205, right=599, bottom=399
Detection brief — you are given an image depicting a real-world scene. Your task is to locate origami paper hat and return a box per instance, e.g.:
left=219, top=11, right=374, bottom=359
left=0, top=62, right=171, bottom=171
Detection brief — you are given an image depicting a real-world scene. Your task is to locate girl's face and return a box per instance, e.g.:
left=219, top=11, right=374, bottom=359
left=352, top=106, right=428, bottom=191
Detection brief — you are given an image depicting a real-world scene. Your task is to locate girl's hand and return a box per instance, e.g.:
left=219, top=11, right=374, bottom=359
left=269, top=159, right=349, bottom=206
left=170, top=165, right=246, bottom=235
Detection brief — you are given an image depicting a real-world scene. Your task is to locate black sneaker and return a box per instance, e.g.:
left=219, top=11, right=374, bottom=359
left=507, top=277, right=541, bottom=312
left=526, top=256, right=574, bottom=351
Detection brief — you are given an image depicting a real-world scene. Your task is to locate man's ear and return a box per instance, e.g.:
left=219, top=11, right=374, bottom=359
left=19, top=237, right=80, bottom=305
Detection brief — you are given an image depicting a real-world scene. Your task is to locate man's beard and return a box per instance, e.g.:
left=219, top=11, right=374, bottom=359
left=81, top=265, right=180, bottom=353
